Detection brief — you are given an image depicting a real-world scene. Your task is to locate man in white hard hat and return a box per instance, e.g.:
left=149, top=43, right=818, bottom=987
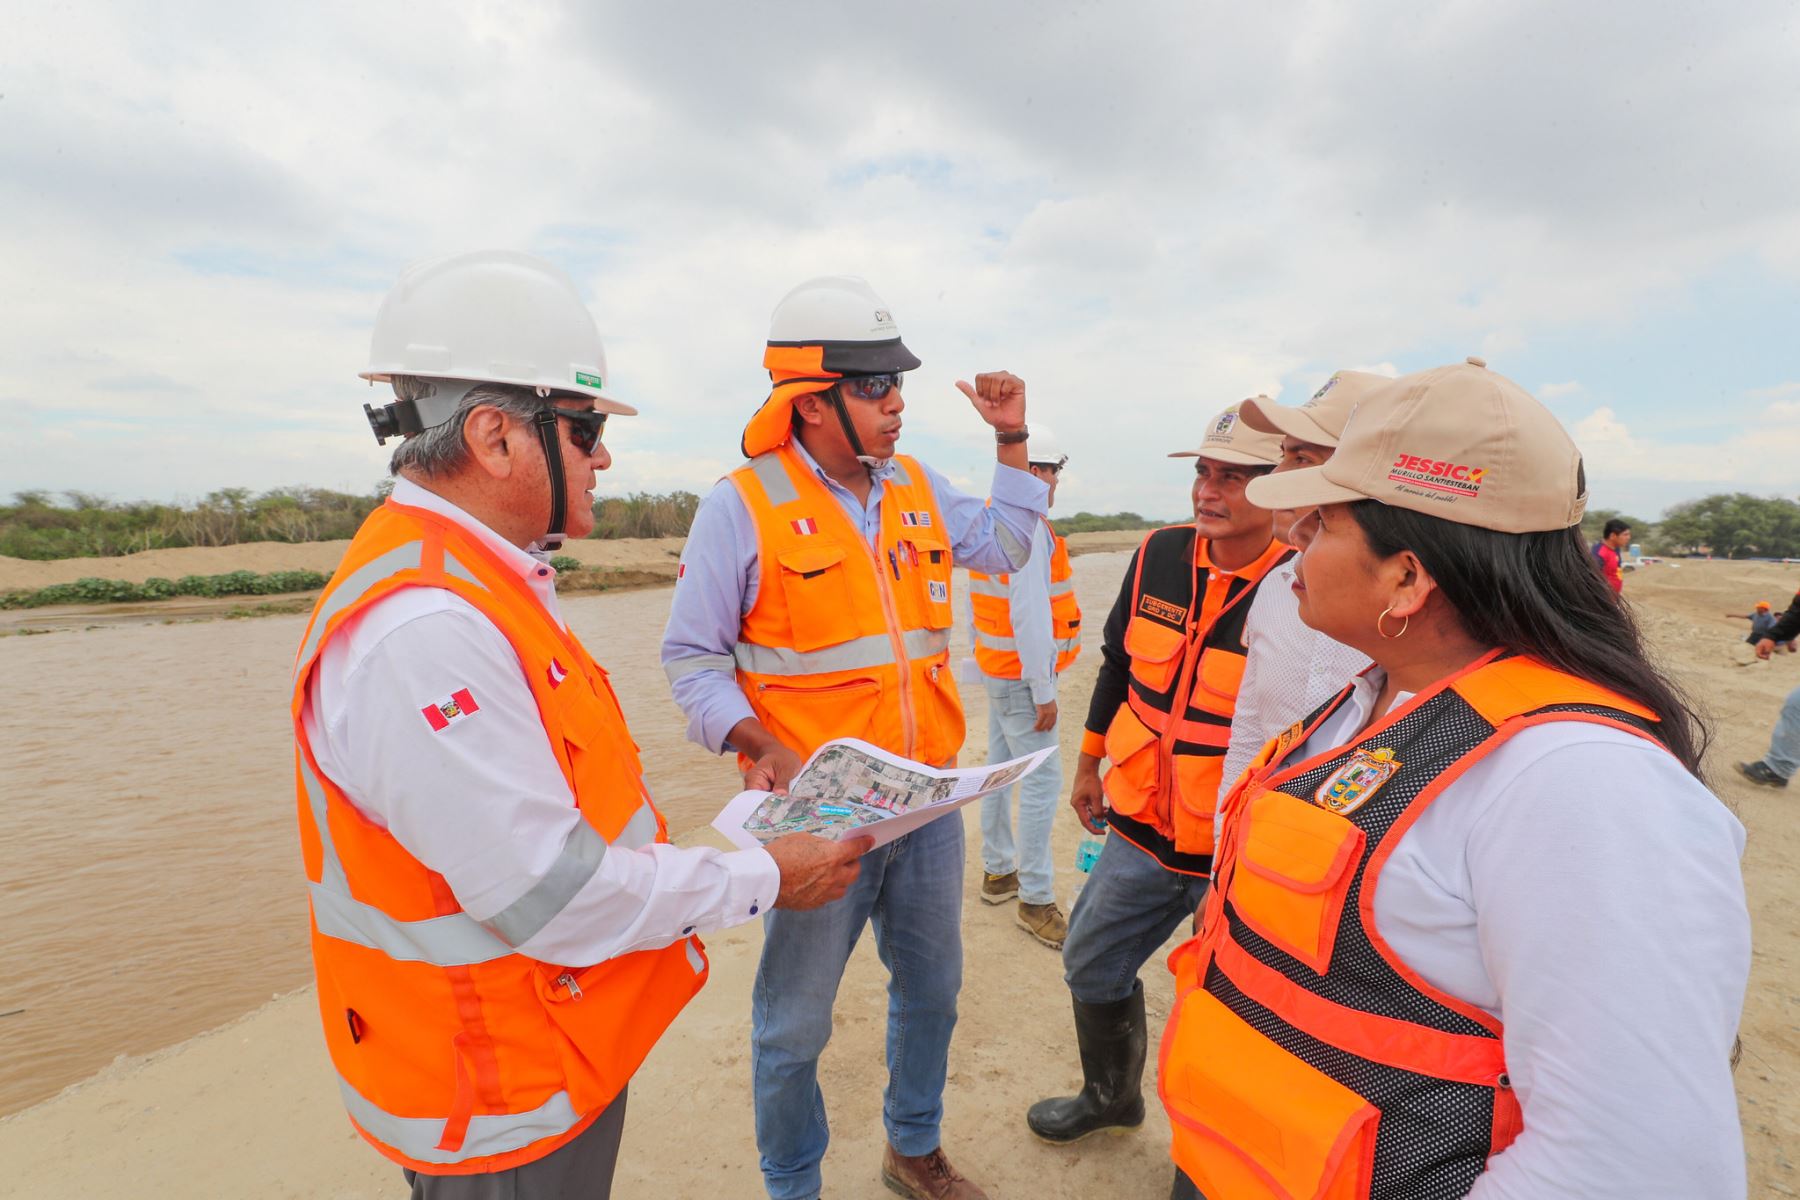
left=967, top=428, right=1082, bottom=949
left=661, top=275, right=1047, bottom=1200
left=292, top=250, right=866, bottom=1199
left=1026, top=402, right=1288, bottom=1147
left=1217, top=372, right=1386, bottom=802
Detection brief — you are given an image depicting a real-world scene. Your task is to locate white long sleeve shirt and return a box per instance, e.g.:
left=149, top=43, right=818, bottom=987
left=1294, top=672, right=1750, bottom=1199
left=994, top=518, right=1060, bottom=704
left=300, top=478, right=779, bottom=967
left=1219, top=559, right=1371, bottom=806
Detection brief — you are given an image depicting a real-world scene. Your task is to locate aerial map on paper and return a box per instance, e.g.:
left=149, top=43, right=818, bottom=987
left=713, top=737, right=1056, bottom=852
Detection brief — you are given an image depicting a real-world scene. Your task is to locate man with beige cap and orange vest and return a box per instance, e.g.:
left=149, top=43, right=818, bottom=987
left=292, top=251, right=866, bottom=1199
left=1025, top=402, right=1288, bottom=1146
left=968, top=428, right=1082, bottom=950
left=1217, top=371, right=1389, bottom=803
left=661, top=275, right=1046, bottom=1200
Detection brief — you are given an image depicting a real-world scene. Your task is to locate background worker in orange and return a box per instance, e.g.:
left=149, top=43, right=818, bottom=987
left=660, top=276, right=1046, bottom=1200
left=293, top=251, right=865, bottom=1200
left=968, top=428, right=1082, bottom=950
left=1025, top=404, right=1287, bottom=1145
left=1162, top=360, right=1748, bottom=1199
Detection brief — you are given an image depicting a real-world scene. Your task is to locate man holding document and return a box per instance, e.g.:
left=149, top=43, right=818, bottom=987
left=661, top=275, right=1046, bottom=1200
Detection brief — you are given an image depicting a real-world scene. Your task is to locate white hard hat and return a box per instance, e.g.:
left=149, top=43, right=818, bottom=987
left=1026, top=423, right=1068, bottom=471
left=765, top=275, right=923, bottom=373
left=361, top=249, right=636, bottom=420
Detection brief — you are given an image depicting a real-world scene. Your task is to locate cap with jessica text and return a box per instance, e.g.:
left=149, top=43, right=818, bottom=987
left=1169, top=401, right=1283, bottom=466
left=1245, top=357, right=1588, bottom=534
left=1239, top=370, right=1392, bottom=448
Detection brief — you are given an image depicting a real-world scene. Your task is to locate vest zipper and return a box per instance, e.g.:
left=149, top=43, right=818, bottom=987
left=859, top=538, right=917, bottom=759
left=555, top=971, right=584, bottom=1001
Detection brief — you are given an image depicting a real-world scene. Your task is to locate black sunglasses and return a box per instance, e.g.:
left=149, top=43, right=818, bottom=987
left=841, top=373, right=905, bottom=401
left=553, top=408, right=608, bottom=455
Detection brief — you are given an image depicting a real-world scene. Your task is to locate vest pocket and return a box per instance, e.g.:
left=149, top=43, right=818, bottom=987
left=914, top=660, right=967, bottom=766
left=1124, top=615, right=1185, bottom=692
left=899, top=530, right=954, bottom=629
left=775, top=544, right=854, bottom=653
left=1162, top=987, right=1378, bottom=1200
left=753, top=676, right=882, bottom=757
left=1101, top=704, right=1160, bottom=820
left=1231, top=789, right=1365, bottom=974
left=1189, top=647, right=1247, bottom=716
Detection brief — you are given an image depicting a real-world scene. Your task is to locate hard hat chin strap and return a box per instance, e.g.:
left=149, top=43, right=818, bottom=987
left=826, top=387, right=885, bottom=471
left=530, top=408, right=568, bottom=550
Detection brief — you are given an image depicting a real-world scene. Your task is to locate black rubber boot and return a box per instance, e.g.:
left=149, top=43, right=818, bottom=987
left=1025, top=980, right=1147, bottom=1143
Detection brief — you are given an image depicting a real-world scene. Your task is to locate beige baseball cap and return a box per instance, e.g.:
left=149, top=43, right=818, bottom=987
left=1239, top=370, right=1391, bottom=448
left=1169, top=401, right=1283, bottom=466
left=1244, top=357, right=1588, bottom=534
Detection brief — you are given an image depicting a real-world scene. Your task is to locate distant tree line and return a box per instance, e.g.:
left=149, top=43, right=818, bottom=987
left=1055, top=511, right=1173, bottom=535
left=1580, top=494, right=1800, bottom=559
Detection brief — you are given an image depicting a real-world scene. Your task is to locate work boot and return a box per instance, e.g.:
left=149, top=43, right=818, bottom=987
left=980, top=870, right=1019, bottom=904
left=1735, top=760, right=1789, bottom=789
left=1017, top=901, right=1068, bottom=950
left=880, top=1144, right=988, bottom=1199
left=1026, top=980, right=1147, bottom=1143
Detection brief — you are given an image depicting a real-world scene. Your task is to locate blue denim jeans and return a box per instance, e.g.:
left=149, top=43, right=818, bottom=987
left=749, top=809, right=965, bottom=1200
left=979, top=675, right=1063, bottom=905
left=1061, top=830, right=1209, bottom=1005
left=1763, top=684, right=1800, bottom=780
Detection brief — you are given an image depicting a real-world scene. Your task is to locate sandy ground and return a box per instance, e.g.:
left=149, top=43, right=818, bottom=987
left=0, top=556, right=1795, bottom=1198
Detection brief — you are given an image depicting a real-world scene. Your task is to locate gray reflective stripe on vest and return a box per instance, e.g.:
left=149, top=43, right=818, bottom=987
left=888, top=459, right=913, bottom=487
left=967, top=577, right=1007, bottom=597
left=297, top=541, right=426, bottom=671
left=734, top=627, right=950, bottom=677
left=974, top=630, right=1081, bottom=658
left=310, top=882, right=513, bottom=966
left=748, top=453, right=799, bottom=508
left=443, top=551, right=483, bottom=588
left=615, top=803, right=657, bottom=850
left=338, top=1074, right=582, bottom=1166
left=685, top=937, right=705, bottom=974
left=663, top=652, right=735, bottom=685
left=479, top=819, right=610, bottom=947
left=299, top=754, right=348, bottom=894
left=1048, top=577, right=1076, bottom=597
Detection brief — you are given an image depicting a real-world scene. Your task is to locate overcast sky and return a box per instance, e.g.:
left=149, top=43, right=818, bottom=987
left=4, top=0, right=1798, bottom=522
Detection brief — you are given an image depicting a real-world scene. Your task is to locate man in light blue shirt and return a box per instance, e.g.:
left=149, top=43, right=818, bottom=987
left=659, top=275, right=1045, bottom=1200
left=969, top=433, right=1077, bottom=949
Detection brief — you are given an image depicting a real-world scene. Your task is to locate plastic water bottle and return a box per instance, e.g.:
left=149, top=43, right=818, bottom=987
left=1071, top=815, right=1106, bottom=899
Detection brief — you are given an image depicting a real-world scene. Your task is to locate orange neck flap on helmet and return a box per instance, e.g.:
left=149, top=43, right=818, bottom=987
left=741, top=344, right=843, bottom=458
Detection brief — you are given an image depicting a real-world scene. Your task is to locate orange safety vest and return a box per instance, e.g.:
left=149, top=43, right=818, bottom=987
left=968, top=517, right=1082, bottom=678
left=1159, top=652, right=1664, bottom=1199
left=727, top=445, right=964, bottom=765
left=290, top=500, right=708, bottom=1176
left=1100, top=527, right=1290, bottom=870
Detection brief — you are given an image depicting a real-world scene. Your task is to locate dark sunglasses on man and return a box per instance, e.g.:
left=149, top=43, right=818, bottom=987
left=553, top=408, right=607, bottom=455
left=841, top=372, right=905, bottom=401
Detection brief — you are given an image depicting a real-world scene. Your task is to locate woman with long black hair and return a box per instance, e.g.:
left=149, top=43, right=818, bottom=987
left=1160, top=359, right=1749, bottom=1199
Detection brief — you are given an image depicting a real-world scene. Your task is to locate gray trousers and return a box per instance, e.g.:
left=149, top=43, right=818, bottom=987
left=404, top=1087, right=627, bottom=1200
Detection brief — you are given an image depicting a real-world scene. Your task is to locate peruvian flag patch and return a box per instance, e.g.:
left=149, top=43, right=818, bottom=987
left=421, top=688, right=480, bottom=732
left=790, top=517, right=819, bottom=536
left=900, top=510, right=932, bottom=527
left=546, top=659, right=568, bottom=688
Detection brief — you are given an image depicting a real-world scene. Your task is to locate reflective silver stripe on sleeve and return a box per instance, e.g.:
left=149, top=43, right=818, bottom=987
left=614, top=803, right=657, bottom=851
left=479, top=821, right=609, bottom=948
left=685, top=937, right=705, bottom=974
left=748, top=453, right=799, bottom=508
left=733, top=627, right=949, bottom=677
left=663, top=652, right=736, bottom=685
left=296, top=541, right=426, bottom=670
left=994, top=520, right=1028, bottom=567
left=966, top=577, right=1008, bottom=597
left=338, top=1074, right=582, bottom=1165
left=310, top=882, right=513, bottom=966
left=299, top=755, right=348, bottom=893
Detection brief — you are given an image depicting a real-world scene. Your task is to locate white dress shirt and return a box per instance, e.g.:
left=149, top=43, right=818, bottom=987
left=300, top=478, right=779, bottom=967
left=1219, top=559, right=1371, bottom=806
left=1290, top=671, right=1750, bottom=1200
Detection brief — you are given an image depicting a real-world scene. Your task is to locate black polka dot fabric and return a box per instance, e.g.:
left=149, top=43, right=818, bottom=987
left=1200, top=665, right=1665, bottom=1196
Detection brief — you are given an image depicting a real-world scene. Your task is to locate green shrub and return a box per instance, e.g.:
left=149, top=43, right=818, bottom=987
left=549, top=555, right=584, bottom=573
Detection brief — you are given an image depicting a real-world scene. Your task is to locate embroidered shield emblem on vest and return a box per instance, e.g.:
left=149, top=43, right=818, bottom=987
left=1313, top=747, right=1400, bottom=815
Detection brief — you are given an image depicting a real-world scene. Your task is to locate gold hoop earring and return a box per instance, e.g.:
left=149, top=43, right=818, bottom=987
left=1377, top=605, right=1409, bottom=640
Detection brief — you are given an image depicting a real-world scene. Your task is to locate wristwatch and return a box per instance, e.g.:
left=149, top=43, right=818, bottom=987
left=995, top=425, right=1029, bottom=446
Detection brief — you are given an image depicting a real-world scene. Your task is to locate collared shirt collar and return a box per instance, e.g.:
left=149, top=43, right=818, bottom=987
left=789, top=436, right=899, bottom=487
left=1193, top=532, right=1287, bottom=580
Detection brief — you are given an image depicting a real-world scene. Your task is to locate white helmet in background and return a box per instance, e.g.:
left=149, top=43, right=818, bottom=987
left=1026, top=424, right=1068, bottom=472
left=361, top=249, right=635, bottom=442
